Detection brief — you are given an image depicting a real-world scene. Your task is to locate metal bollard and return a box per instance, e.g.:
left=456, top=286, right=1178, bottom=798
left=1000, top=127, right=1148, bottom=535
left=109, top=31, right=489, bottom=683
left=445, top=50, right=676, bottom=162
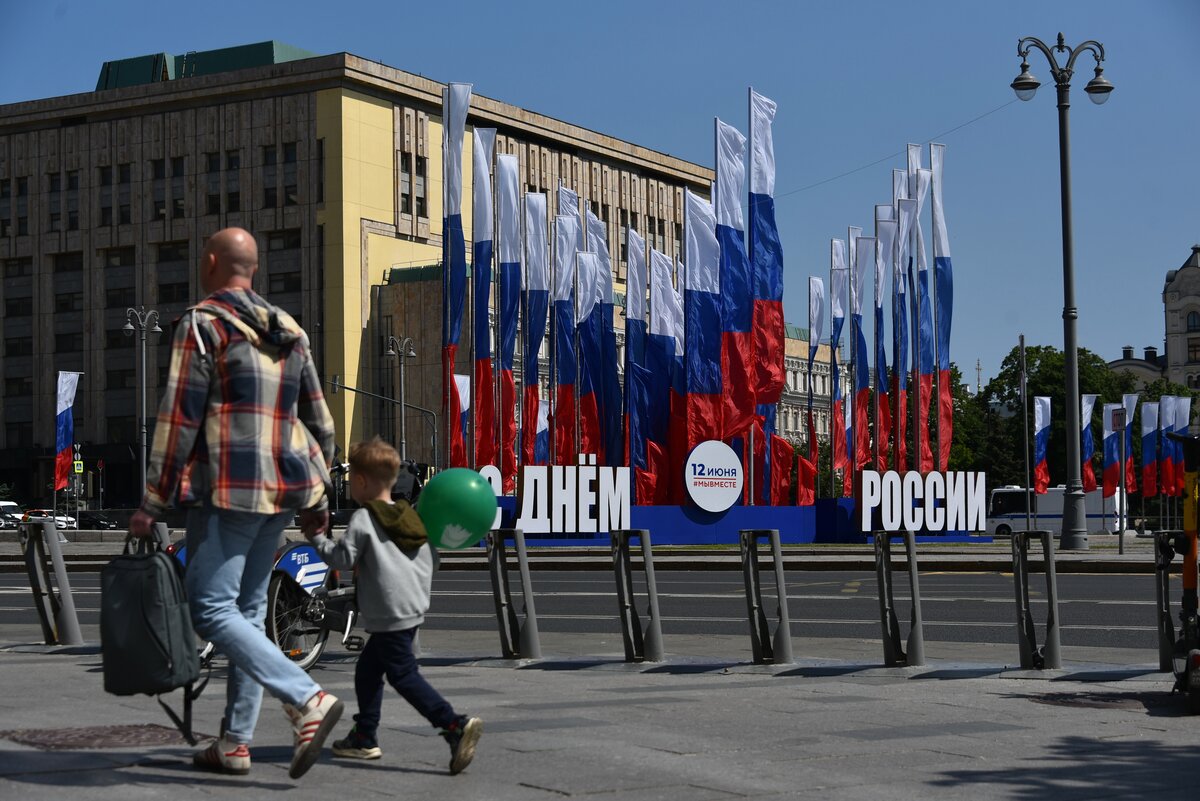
left=26, top=521, right=85, bottom=646
left=738, top=529, right=793, bottom=665
left=1010, top=530, right=1062, bottom=670
left=873, top=531, right=925, bottom=667
left=485, top=529, right=541, bottom=659
left=1155, top=530, right=1182, bottom=672
left=611, top=529, right=665, bottom=663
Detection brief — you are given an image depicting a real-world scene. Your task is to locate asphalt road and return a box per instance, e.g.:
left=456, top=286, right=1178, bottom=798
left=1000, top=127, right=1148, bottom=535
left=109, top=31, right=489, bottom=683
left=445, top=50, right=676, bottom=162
left=0, top=567, right=1165, bottom=655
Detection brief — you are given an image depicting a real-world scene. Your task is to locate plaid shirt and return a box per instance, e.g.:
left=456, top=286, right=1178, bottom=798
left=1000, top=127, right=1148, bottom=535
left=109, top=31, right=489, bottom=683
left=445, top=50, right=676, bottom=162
left=142, top=288, right=336, bottom=517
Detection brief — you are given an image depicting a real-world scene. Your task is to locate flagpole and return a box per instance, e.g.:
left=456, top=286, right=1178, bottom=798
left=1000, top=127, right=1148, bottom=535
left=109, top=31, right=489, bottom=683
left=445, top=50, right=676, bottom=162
left=829, top=241, right=836, bottom=499
left=892, top=172, right=903, bottom=472
left=930, top=146, right=943, bottom=471
left=847, top=228, right=855, bottom=497
left=442, top=87, right=451, bottom=472
left=1020, top=334, right=1032, bottom=532
left=909, top=218, right=921, bottom=477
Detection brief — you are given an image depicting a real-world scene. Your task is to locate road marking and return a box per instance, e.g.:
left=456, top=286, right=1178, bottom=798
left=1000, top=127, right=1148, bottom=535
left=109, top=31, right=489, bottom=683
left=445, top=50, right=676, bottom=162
left=841, top=580, right=861, bottom=594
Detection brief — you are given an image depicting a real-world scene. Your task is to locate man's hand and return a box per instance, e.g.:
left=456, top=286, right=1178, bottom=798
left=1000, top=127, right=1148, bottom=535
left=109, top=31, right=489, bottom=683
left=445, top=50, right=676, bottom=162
left=128, top=510, right=156, bottom=539
left=298, top=507, right=329, bottom=539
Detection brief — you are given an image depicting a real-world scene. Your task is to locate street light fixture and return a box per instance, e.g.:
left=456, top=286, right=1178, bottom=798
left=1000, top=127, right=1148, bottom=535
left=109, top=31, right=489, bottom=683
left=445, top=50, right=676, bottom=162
left=385, top=335, right=416, bottom=461
left=1011, top=32, right=1113, bottom=550
left=124, top=306, right=162, bottom=501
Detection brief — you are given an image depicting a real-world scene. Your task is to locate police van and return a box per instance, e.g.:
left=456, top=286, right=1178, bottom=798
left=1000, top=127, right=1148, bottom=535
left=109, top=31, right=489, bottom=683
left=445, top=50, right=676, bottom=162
left=987, top=485, right=1127, bottom=536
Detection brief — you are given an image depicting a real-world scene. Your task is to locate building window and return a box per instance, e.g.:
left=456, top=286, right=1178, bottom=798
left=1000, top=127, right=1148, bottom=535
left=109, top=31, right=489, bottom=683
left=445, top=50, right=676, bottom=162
left=1188, top=311, right=1200, bottom=333
left=66, top=170, right=79, bottom=230
left=16, top=176, right=28, bottom=235
left=117, top=163, right=132, bottom=225
left=225, top=150, right=241, bottom=212
left=48, top=172, right=62, bottom=232
left=56, top=332, right=84, bottom=353
left=268, top=229, right=302, bottom=251
left=414, top=156, right=427, bottom=217
left=171, top=156, right=186, bottom=218
left=5, top=336, right=33, bottom=356
left=106, top=369, right=136, bottom=390
left=159, top=282, right=190, bottom=303
left=4, top=376, right=32, bottom=397
left=399, top=152, right=412, bottom=214
left=6, top=422, right=33, bottom=448
left=98, top=165, right=113, bottom=226
left=106, top=329, right=134, bottom=349
left=1189, top=338, right=1200, bottom=363
left=106, top=286, right=136, bottom=309
left=316, top=138, right=325, bottom=204
left=263, top=145, right=278, bottom=208
left=206, top=152, right=220, bottom=174
left=157, top=242, right=188, bottom=263
left=150, top=158, right=166, bottom=220
left=4, top=257, right=32, bottom=277
left=53, top=252, right=83, bottom=273
left=4, top=298, right=29, bottom=317
left=0, top=180, right=10, bottom=237
left=107, top=416, right=136, bottom=444
left=282, top=142, right=298, bottom=206
left=269, top=271, right=302, bottom=294
left=55, top=291, right=83, bottom=313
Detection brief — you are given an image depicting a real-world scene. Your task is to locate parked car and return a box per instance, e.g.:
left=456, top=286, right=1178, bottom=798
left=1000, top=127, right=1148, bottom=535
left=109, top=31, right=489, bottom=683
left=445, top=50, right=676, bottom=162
left=0, top=512, right=21, bottom=530
left=0, top=501, right=22, bottom=518
left=78, top=511, right=120, bottom=530
left=22, top=509, right=77, bottom=529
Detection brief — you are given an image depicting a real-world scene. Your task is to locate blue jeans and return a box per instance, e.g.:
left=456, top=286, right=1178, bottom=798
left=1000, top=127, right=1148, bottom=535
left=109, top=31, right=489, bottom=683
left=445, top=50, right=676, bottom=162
left=186, top=505, right=320, bottom=744
left=353, top=628, right=456, bottom=740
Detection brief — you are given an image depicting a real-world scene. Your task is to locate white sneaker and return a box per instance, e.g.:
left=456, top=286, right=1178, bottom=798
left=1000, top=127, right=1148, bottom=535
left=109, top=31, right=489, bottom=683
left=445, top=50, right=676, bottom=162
left=283, top=690, right=344, bottom=779
left=192, top=735, right=251, bottom=775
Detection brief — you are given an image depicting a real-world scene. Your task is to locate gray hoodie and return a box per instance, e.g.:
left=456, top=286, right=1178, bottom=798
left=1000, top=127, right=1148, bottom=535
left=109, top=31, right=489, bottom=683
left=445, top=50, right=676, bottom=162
left=311, top=503, right=434, bottom=632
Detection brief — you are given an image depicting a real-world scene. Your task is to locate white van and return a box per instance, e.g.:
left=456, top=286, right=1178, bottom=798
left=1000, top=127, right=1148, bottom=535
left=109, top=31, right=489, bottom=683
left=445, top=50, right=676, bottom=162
left=987, top=485, right=1126, bottom=536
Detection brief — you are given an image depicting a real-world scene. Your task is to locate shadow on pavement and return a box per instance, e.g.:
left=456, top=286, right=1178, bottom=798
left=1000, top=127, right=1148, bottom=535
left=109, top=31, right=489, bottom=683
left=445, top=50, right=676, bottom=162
left=931, top=734, right=1194, bottom=798
left=1003, top=690, right=1188, bottom=719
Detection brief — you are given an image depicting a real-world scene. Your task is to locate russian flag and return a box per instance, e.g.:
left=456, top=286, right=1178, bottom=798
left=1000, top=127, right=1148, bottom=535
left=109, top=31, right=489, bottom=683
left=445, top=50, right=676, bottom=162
left=749, top=90, right=785, bottom=409
left=496, top=155, right=521, bottom=491
left=668, top=257, right=689, bottom=504
left=552, top=202, right=579, bottom=464
left=521, top=193, right=549, bottom=468
left=893, top=196, right=916, bottom=472
left=1176, top=395, right=1192, bottom=496
left=454, top=374, right=472, bottom=450
left=802, top=275, right=825, bottom=506
left=638, top=247, right=680, bottom=504
left=715, top=118, right=755, bottom=439
left=586, top=209, right=623, bottom=466
left=930, top=143, right=955, bottom=472
left=843, top=391, right=854, bottom=498
left=1122, top=393, right=1139, bottom=496
left=684, top=190, right=723, bottom=450
left=1159, top=395, right=1175, bottom=496
left=907, top=152, right=934, bottom=473
left=471, top=127, right=496, bottom=471
left=1033, top=396, right=1051, bottom=494
left=1102, top=402, right=1121, bottom=498
left=874, top=215, right=897, bottom=470
left=441, top=83, right=471, bottom=468
left=626, top=228, right=648, bottom=493
left=1080, top=393, right=1099, bottom=493
left=829, top=240, right=849, bottom=477
left=534, top=401, right=550, bottom=466
left=1142, top=401, right=1159, bottom=498
left=851, top=233, right=873, bottom=471
left=575, top=251, right=603, bottom=461
left=54, top=371, right=81, bottom=491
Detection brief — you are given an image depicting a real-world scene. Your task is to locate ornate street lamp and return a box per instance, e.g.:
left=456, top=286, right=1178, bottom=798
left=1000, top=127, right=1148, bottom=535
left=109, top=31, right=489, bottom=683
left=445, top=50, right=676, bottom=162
left=124, top=306, right=162, bottom=499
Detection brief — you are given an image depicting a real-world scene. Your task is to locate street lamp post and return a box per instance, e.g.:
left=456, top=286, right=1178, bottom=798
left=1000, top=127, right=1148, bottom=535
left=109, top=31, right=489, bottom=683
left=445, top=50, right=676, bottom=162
left=124, top=306, right=162, bottom=501
left=385, top=335, right=416, bottom=461
left=1011, top=33, right=1113, bottom=550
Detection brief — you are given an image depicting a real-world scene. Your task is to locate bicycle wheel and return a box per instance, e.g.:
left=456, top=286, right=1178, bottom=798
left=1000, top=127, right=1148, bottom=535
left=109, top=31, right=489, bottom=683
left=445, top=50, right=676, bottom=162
left=265, top=571, right=331, bottom=672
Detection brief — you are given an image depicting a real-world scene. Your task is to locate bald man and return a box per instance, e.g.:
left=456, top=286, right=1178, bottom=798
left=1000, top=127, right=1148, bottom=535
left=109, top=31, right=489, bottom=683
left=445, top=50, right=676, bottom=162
left=129, top=228, right=342, bottom=779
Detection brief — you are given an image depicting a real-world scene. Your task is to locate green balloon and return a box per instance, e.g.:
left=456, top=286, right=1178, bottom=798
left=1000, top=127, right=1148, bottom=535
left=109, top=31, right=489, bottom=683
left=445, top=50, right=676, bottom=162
left=417, top=468, right=498, bottom=549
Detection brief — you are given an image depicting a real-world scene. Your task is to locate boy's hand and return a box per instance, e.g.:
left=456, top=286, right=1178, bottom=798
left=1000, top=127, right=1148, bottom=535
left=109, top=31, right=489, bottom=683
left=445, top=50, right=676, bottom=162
left=298, top=507, right=329, bottom=539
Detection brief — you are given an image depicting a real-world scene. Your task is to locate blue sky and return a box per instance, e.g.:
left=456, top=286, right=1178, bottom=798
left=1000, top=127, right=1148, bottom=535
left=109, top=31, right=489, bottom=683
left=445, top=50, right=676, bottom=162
left=2, top=0, right=1197, bottom=387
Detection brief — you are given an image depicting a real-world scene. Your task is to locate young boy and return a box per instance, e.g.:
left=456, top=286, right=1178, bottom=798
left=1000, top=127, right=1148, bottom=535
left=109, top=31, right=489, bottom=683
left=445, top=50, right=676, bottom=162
left=307, top=437, right=482, bottom=773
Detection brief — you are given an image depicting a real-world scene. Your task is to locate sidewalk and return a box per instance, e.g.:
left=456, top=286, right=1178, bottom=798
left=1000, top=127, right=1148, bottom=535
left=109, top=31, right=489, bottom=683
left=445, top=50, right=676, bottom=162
left=0, top=628, right=1192, bottom=800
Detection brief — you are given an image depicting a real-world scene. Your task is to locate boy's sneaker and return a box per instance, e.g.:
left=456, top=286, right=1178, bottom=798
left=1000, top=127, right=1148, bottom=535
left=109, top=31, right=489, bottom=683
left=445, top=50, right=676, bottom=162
left=193, top=735, right=251, bottom=775
left=332, top=726, right=383, bottom=760
left=441, top=715, right=483, bottom=775
left=283, top=690, right=344, bottom=779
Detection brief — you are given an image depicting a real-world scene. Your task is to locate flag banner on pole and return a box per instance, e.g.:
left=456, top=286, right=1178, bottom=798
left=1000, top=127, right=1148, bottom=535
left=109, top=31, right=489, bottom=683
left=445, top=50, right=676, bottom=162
left=1033, top=396, right=1051, bottom=494
left=807, top=276, right=826, bottom=469
left=893, top=197, right=916, bottom=472
left=54, top=371, right=80, bottom=491
left=1102, top=402, right=1121, bottom=499
left=843, top=391, right=854, bottom=497
left=875, top=217, right=897, bottom=470
left=770, top=431, right=793, bottom=505
left=552, top=212, right=579, bottom=464
left=626, top=227, right=648, bottom=491
left=534, top=399, right=550, bottom=465
left=1159, top=395, right=1175, bottom=497
left=796, top=449, right=816, bottom=506
left=1122, top=393, right=1138, bottom=495
left=669, top=257, right=690, bottom=504
left=497, top=155, right=521, bottom=491
left=442, top=83, right=471, bottom=468
left=586, top=209, right=623, bottom=467
left=909, top=162, right=934, bottom=473
left=930, top=143, right=955, bottom=472
left=847, top=227, right=862, bottom=471
left=640, top=249, right=684, bottom=503
left=852, top=235, right=873, bottom=471
left=830, top=240, right=849, bottom=475
left=1176, top=395, right=1191, bottom=495
left=575, top=250, right=603, bottom=461
left=1081, top=393, right=1099, bottom=493
left=684, top=189, right=724, bottom=449
left=471, top=127, right=496, bottom=471
left=715, top=118, right=755, bottom=439
left=454, top=374, right=472, bottom=449
left=749, top=89, right=785, bottom=407
left=1142, top=401, right=1159, bottom=498
left=521, top=193, right=549, bottom=468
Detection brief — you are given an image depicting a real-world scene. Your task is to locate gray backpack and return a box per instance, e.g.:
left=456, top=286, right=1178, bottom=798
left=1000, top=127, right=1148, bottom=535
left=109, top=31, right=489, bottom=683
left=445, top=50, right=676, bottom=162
left=101, top=536, right=204, bottom=742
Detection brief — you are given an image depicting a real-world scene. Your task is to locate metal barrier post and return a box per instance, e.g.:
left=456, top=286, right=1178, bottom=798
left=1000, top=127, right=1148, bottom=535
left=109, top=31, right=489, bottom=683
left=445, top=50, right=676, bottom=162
left=738, top=529, right=793, bottom=665
left=1155, top=530, right=1180, bottom=672
left=21, top=522, right=58, bottom=644
left=610, top=529, right=665, bottom=663
left=38, top=521, right=84, bottom=646
left=903, top=531, right=925, bottom=667
left=873, top=532, right=905, bottom=666
left=1009, top=530, right=1062, bottom=670
left=485, top=529, right=541, bottom=659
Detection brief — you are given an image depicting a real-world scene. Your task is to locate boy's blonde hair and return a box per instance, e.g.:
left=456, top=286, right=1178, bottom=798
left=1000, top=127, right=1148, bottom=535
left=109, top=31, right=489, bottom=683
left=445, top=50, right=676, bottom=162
left=348, top=436, right=401, bottom=487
